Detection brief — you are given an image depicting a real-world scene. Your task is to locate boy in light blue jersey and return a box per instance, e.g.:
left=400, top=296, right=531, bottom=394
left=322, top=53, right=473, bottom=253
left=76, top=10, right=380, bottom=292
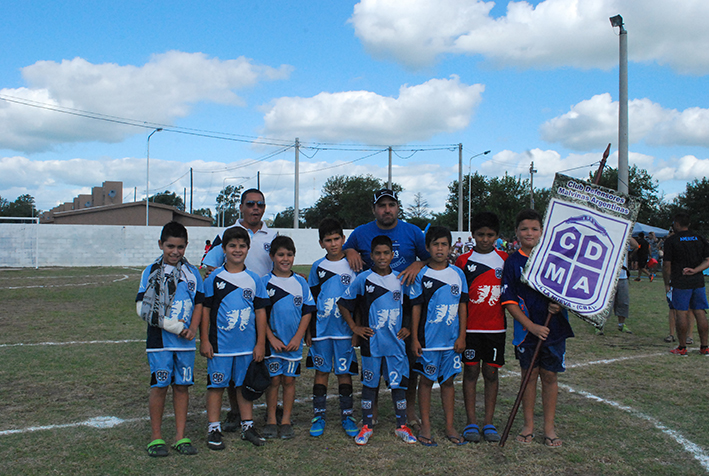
left=410, top=226, right=468, bottom=447
left=262, top=236, right=315, bottom=439
left=306, top=218, right=359, bottom=438
left=137, top=222, right=204, bottom=457
left=200, top=226, right=270, bottom=449
left=338, top=235, right=417, bottom=446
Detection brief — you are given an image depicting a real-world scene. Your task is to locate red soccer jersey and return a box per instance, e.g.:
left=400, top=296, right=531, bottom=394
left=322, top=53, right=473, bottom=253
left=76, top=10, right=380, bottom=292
left=455, top=249, right=508, bottom=332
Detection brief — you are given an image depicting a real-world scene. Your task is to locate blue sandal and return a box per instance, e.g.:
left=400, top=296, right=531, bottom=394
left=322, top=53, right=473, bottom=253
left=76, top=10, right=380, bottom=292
left=482, top=424, right=500, bottom=442
left=462, top=424, right=481, bottom=443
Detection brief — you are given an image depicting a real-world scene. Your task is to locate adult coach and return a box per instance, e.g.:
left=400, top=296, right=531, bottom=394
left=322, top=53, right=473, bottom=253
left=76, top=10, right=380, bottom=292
left=202, top=188, right=278, bottom=431
left=343, top=188, right=430, bottom=425
left=663, top=212, right=709, bottom=356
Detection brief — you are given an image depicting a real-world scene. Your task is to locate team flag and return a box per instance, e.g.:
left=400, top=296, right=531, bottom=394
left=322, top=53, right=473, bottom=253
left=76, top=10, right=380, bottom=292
left=522, top=173, right=641, bottom=328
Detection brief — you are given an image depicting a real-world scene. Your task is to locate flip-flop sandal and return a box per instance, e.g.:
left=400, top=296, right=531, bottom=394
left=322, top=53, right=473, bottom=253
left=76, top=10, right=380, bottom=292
left=171, top=438, right=198, bottom=455
left=482, top=424, right=501, bottom=442
left=544, top=436, right=563, bottom=447
left=462, top=424, right=481, bottom=443
left=417, top=435, right=438, bottom=447
left=146, top=439, right=169, bottom=457
left=516, top=433, right=535, bottom=443
left=446, top=434, right=468, bottom=446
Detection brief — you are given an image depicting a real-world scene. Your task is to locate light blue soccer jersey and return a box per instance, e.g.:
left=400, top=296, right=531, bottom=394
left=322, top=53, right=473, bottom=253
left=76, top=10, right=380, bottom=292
left=262, top=273, right=316, bottom=361
left=203, top=266, right=270, bottom=356
left=137, top=260, right=204, bottom=352
left=308, top=256, right=356, bottom=341
left=338, top=270, right=406, bottom=358
left=409, top=265, right=468, bottom=350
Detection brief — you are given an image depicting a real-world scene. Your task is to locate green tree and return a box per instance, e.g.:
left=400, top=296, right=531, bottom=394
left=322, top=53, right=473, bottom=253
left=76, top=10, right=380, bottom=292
left=303, top=175, right=402, bottom=229
left=1, top=194, right=37, bottom=217
left=405, top=192, right=431, bottom=230
left=149, top=190, right=184, bottom=211
left=591, top=165, right=662, bottom=226
left=216, top=185, right=243, bottom=227
left=673, top=178, right=709, bottom=233
left=272, top=207, right=306, bottom=228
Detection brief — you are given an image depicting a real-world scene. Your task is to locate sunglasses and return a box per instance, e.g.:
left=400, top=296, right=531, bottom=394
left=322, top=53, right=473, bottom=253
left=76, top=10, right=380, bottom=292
left=244, top=200, right=266, bottom=208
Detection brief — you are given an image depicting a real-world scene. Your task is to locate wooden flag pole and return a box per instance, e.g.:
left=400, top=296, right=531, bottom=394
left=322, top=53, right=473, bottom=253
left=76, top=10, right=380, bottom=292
left=499, top=311, right=553, bottom=447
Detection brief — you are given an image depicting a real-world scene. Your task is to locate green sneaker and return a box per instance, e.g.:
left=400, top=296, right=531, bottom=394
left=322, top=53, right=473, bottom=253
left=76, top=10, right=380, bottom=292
left=618, top=324, right=632, bottom=334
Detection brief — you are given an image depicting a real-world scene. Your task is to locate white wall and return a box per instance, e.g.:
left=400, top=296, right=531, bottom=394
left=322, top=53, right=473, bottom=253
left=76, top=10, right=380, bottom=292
left=0, top=224, right=471, bottom=268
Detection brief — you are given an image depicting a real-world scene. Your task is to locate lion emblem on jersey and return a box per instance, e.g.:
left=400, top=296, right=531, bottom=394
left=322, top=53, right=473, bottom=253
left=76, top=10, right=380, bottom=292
left=211, top=372, right=225, bottom=384
left=425, top=364, right=437, bottom=376
left=464, top=349, right=476, bottom=361
left=221, top=308, right=251, bottom=332
left=155, top=370, right=169, bottom=383
left=363, top=370, right=375, bottom=382
left=242, top=288, right=253, bottom=301
left=293, top=295, right=303, bottom=307
left=341, top=274, right=351, bottom=285
left=268, top=361, right=281, bottom=373
left=375, top=309, right=400, bottom=330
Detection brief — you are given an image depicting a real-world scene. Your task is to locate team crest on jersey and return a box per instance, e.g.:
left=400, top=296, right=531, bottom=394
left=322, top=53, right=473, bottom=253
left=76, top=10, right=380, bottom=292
left=450, top=284, right=460, bottom=296
left=211, top=372, right=226, bottom=384
left=187, top=280, right=196, bottom=292
left=313, top=355, right=325, bottom=367
left=318, top=270, right=326, bottom=279
left=467, top=263, right=477, bottom=273
left=216, top=281, right=226, bottom=290
left=243, top=288, right=253, bottom=301
left=393, top=291, right=401, bottom=301
left=424, top=280, right=433, bottom=289
left=425, top=364, right=437, bottom=376
left=268, top=361, right=281, bottom=373
left=293, top=295, right=303, bottom=307
left=341, top=274, right=351, bottom=285
left=267, top=288, right=276, bottom=297
left=363, top=370, right=375, bottom=382
left=495, top=267, right=503, bottom=279
left=155, top=370, right=169, bottom=383
left=366, top=285, right=375, bottom=294
left=264, top=242, right=271, bottom=252
left=464, top=349, right=476, bottom=361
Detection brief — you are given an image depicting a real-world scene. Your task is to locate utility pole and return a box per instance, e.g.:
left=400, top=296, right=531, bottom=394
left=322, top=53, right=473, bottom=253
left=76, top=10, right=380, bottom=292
left=294, top=138, right=300, bottom=229
left=387, top=147, right=392, bottom=189
left=189, top=168, right=193, bottom=213
left=529, top=161, right=537, bottom=209
left=611, top=14, right=629, bottom=195
left=457, top=143, right=463, bottom=232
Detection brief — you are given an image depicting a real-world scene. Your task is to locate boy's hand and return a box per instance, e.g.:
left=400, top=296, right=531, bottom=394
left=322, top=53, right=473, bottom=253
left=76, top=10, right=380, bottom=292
left=454, top=336, right=466, bottom=353
left=204, top=265, right=216, bottom=278
left=353, top=326, right=374, bottom=339
left=305, top=333, right=312, bottom=347
left=351, top=334, right=359, bottom=347
left=268, top=336, right=286, bottom=353
left=253, top=343, right=266, bottom=362
left=397, top=328, right=410, bottom=340
left=411, top=339, right=422, bottom=357
left=683, top=267, right=698, bottom=276
left=548, top=302, right=562, bottom=314
left=200, top=340, right=214, bottom=359
left=180, top=326, right=197, bottom=341
left=285, top=337, right=301, bottom=352
left=397, top=261, right=425, bottom=286
left=529, top=323, right=550, bottom=341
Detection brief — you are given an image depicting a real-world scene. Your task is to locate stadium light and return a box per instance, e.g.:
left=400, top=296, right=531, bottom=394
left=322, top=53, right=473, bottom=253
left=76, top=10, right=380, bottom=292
left=146, top=128, right=163, bottom=226
left=467, top=150, right=491, bottom=232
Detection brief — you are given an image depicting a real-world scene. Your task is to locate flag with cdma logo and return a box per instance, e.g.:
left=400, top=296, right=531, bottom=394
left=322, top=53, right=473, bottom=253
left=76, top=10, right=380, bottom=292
left=522, top=174, right=640, bottom=328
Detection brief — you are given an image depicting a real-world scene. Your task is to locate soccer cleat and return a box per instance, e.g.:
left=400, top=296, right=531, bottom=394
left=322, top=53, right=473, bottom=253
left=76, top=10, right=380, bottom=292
left=310, top=416, right=326, bottom=437
left=222, top=410, right=241, bottom=433
left=649, top=274, right=655, bottom=282
left=395, top=425, right=418, bottom=444
left=355, top=425, right=373, bottom=445
left=670, top=347, right=688, bottom=356
left=699, top=347, right=709, bottom=356
left=241, top=426, right=266, bottom=446
left=618, top=324, right=632, bottom=334
left=207, top=429, right=225, bottom=450
left=342, top=416, right=359, bottom=437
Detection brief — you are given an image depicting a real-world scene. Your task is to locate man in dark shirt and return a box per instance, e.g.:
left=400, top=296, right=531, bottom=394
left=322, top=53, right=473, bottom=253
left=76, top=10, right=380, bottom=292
left=663, top=212, right=709, bottom=355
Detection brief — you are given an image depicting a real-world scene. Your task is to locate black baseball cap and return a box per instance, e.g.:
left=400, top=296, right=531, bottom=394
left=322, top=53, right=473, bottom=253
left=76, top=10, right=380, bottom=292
left=241, top=359, right=271, bottom=401
left=373, top=188, right=398, bottom=204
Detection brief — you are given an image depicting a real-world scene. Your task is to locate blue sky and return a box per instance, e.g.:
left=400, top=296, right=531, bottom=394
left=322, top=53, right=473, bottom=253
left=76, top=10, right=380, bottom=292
left=1, top=0, right=708, bottom=223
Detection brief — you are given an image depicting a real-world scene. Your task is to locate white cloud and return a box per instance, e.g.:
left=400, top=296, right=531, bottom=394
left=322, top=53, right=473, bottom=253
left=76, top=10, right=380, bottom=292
left=0, top=51, right=292, bottom=152
left=540, top=93, right=709, bottom=150
left=351, top=0, right=709, bottom=73
left=654, top=155, right=709, bottom=182
left=261, top=76, right=484, bottom=144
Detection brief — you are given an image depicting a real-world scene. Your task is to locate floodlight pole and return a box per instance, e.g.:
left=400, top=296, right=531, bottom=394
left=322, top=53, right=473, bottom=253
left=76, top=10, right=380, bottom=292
left=146, top=128, right=163, bottom=226
left=611, top=14, right=629, bottom=195
left=467, top=150, right=491, bottom=232
left=457, top=144, right=463, bottom=232
left=294, top=138, right=300, bottom=229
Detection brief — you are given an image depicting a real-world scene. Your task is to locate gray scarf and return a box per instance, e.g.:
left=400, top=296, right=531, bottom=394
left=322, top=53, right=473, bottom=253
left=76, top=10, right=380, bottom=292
left=140, top=257, right=186, bottom=328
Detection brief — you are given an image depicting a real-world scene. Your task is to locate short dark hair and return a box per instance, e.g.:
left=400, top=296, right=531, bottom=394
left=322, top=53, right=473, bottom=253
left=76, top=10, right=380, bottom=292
left=674, top=212, right=690, bottom=228
left=222, top=226, right=250, bottom=249
left=637, top=232, right=645, bottom=239
left=241, top=188, right=264, bottom=203
left=318, top=217, right=344, bottom=241
left=471, top=211, right=500, bottom=234
left=160, top=221, right=187, bottom=243
left=270, top=235, right=296, bottom=256
left=371, top=235, right=393, bottom=252
left=515, top=209, right=543, bottom=229
left=425, top=226, right=451, bottom=248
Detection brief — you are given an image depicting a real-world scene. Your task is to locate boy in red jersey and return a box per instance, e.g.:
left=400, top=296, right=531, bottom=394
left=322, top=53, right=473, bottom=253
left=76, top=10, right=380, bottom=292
left=455, top=212, right=507, bottom=443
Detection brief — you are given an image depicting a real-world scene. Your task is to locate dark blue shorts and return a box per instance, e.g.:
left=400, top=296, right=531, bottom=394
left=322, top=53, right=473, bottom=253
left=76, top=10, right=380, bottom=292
left=515, top=340, right=566, bottom=373
left=671, top=287, right=708, bottom=311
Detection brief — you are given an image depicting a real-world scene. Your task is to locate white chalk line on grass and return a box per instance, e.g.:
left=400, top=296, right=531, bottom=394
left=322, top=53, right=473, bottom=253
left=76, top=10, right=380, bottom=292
left=0, top=339, right=143, bottom=349
left=0, top=274, right=132, bottom=289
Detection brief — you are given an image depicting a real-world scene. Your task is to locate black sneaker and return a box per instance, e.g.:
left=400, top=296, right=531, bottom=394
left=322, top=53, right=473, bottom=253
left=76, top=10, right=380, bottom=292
left=241, top=426, right=266, bottom=447
left=207, top=429, right=225, bottom=450
left=223, top=410, right=241, bottom=433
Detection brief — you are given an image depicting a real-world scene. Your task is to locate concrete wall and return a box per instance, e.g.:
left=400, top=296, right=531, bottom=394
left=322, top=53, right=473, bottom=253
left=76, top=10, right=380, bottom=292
left=0, top=223, right=471, bottom=268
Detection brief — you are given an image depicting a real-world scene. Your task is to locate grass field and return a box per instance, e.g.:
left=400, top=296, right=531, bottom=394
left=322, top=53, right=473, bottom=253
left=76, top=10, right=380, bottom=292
left=1, top=266, right=708, bottom=475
